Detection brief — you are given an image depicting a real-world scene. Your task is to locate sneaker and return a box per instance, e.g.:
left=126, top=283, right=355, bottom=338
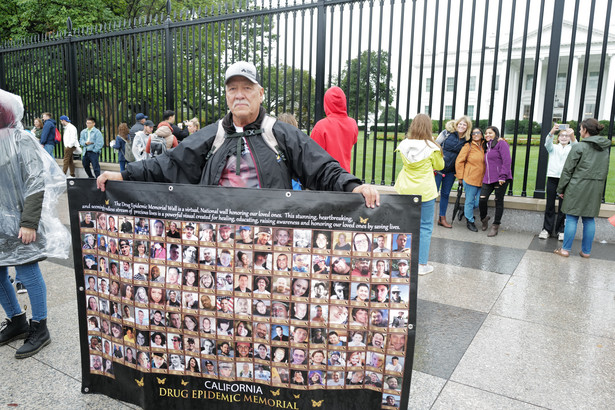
left=15, top=319, right=51, bottom=359
left=558, top=232, right=564, bottom=241
left=0, top=312, right=29, bottom=346
left=418, top=264, right=434, bottom=276
left=538, top=229, right=549, bottom=239
left=15, top=282, right=27, bottom=294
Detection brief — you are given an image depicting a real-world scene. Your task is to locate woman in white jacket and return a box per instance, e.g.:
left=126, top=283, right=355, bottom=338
left=539, top=124, right=577, bottom=240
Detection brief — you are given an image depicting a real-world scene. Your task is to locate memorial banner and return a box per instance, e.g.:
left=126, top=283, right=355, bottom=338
left=68, top=179, right=420, bottom=409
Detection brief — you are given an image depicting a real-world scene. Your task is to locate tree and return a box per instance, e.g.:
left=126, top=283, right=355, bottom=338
left=337, top=50, right=394, bottom=122
left=0, top=0, right=219, bottom=41
left=0, top=0, right=274, bottom=142
left=262, top=65, right=316, bottom=130
left=378, top=106, right=402, bottom=124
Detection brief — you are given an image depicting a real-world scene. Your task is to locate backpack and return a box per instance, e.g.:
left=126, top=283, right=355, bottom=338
left=122, top=136, right=136, bottom=162
left=54, top=128, right=61, bottom=143
left=150, top=134, right=168, bottom=157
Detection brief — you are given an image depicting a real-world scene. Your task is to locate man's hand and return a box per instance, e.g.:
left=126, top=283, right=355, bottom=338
left=18, top=227, right=36, bottom=244
left=353, top=185, right=380, bottom=208
left=97, top=171, right=124, bottom=192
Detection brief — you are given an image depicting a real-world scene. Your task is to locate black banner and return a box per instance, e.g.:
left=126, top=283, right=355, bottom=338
left=68, top=180, right=420, bottom=409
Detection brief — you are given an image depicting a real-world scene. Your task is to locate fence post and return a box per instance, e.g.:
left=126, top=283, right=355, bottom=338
left=534, top=0, right=565, bottom=199
left=0, top=52, right=5, bottom=90
left=66, top=18, right=80, bottom=123
left=164, top=0, right=175, bottom=111
left=314, top=0, right=327, bottom=123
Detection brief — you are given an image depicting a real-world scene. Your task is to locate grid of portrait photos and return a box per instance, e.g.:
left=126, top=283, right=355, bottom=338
left=81, top=210, right=412, bottom=409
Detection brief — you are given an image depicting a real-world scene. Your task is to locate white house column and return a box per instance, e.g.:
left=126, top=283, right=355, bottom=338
left=568, top=56, right=579, bottom=119
left=602, top=54, right=615, bottom=120
left=534, top=58, right=544, bottom=120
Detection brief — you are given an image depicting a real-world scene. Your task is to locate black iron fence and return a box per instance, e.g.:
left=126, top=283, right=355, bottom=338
left=1, top=0, right=613, bottom=202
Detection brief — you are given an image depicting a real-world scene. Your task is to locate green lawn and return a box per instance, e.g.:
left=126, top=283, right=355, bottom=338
left=350, top=131, right=615, bottom=202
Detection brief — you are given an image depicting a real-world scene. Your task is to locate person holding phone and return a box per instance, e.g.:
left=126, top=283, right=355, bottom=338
left=538, top=123, right=577, bottom=240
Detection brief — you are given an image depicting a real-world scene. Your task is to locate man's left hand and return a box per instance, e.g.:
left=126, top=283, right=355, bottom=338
left=353, top=185, right=380, bottom=208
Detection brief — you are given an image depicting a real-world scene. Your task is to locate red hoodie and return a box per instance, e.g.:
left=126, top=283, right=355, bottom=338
left=310, top=87, right=358, bottom=172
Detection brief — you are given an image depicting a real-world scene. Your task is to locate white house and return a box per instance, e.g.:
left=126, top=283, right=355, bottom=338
left=414, top=21, right=615, bottom=125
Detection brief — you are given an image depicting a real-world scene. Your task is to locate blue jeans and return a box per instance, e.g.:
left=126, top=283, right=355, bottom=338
left=434, top=172, right=456, bottom=217
left=419, top=199, right=436, bottom=265
left=43, top=144, right=55, bottom=157
left=82, top=150, right=101, bottom=178
left=562, top=215, right=595, bottom=255
left=463, top=183, right=481, bottom=222
left=119, top=159, right=126, bottom=172
left=0, top=263, right=47, bottom=321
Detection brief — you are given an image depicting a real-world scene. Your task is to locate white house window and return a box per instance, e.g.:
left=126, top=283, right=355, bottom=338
left=446, top=77, right=455, bottom=92
left=445, top=105, right=453, bottom=119
left=469, top=76, right=476, bottom=92
left=426, top=78, right=431, bottom=92
left=588, top=72, right=599, bottom=89
left=467, top=105, right=475, bottom=119
left=584, top=103, right=595, bottom=118
left=525, top=74, right=533, bottom=91
left=556, top=73, right=566, bottom=90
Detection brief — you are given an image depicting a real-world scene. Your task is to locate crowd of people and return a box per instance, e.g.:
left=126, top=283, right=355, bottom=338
left=1, top=60, right=610, bottom=365
left=395, top=113, right=610, bottom=274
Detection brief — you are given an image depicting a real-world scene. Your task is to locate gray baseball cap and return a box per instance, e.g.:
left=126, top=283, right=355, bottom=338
left=225, top=61, right=260, bottom=85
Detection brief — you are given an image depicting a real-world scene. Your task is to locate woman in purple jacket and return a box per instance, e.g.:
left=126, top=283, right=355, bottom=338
left=479, top=126, right=512, bottom=237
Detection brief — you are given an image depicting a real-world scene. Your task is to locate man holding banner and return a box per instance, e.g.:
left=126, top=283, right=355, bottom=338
left=96, top=61, right=379, bottom=208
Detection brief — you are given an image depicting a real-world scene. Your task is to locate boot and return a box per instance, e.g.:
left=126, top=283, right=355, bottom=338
left=481, top=216, right=491, bottom=231
left=487, top=224, right=500, bottom=237
left=0, top=312, right=29, bottom=346
left=467, top=220, right=478, bottom=232
left=437, top=216, right=452, bottom=228
left=15, top=319, right=51, bottom=359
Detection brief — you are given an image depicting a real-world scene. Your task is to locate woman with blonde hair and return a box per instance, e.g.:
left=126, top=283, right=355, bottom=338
left=394, top=114, right=444, bottom=275
left=186, top=118, right=200, bottom=134
left=435, top=116, right=472, bottom=227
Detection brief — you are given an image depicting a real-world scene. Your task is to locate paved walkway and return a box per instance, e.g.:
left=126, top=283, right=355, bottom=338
left=1, top=172, right=614, bottom=409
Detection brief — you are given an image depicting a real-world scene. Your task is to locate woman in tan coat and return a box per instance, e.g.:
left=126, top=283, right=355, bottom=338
left=455, top=128, right=485, bottom=231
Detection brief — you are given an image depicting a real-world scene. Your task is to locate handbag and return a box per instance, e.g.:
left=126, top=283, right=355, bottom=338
left=74, top=145, right=82, bottom=155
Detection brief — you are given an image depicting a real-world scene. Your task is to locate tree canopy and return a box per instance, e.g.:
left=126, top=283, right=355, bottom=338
left=0, top=0, right=218, bottom=41
left=337, top=50, right=395, bottom=121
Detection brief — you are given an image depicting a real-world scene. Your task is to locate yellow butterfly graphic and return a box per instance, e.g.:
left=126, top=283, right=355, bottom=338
left=105, top=199, right=109, bottom=205
left=312, top=399, right=324, bottom=407
left=135, top=377, right=144, bottom=387
left=181, top=379, right=189, bottom=386
left=156, top=377, right=166, bottom=385
left=271, top=389, right=280, bottom=397
left=293, top=394, right=300, bottom=399
left=359, top=216, right=369, bottom=224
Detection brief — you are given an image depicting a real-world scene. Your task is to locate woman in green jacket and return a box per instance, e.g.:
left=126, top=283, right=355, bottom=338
left=395, top=113, right=444, bottom=275
left=554, top=118, right=610, bottom=258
